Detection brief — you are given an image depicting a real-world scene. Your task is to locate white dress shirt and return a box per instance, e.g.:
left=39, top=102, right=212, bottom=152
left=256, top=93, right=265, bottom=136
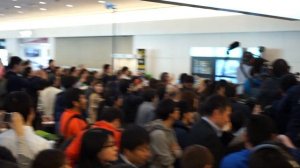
left=39, top=86, right=61, bottom=117
left=0, top=126, right=51, bottom=166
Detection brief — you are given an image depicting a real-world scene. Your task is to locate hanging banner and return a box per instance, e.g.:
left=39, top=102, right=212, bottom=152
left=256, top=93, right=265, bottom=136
left=137, top=49, right=146, bottom=73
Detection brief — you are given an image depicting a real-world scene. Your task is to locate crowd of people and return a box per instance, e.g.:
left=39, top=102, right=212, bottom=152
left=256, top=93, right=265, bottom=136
left=0, top=54, right=299, bottom=168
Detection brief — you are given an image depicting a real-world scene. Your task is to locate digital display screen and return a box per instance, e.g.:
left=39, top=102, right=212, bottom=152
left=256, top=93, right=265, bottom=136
left=215, top=59, right=240, bottom=78
left=24, top=48, right=40, bottom=57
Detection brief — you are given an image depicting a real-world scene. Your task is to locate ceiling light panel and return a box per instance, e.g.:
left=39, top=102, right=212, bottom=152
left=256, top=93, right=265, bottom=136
left=65, top=4, right=74, bottom=8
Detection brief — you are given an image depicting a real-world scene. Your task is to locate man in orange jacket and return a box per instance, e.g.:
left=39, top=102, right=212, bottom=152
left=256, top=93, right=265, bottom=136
left=60, top=88, right=88, bottom=139
left=65, top=107, right=122, bottom=166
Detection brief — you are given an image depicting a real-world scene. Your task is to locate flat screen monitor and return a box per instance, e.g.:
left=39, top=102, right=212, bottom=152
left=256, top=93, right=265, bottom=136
left=192, top=58, right=213, bottom=75
left=215, top=59, right=240, bottom=83
left=25, top=48, right=40, bottom=57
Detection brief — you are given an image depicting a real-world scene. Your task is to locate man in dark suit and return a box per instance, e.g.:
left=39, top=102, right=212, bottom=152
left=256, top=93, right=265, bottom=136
left=5, top=56, right=28, bottom=93
left=114, top=125, right=151, bottom=168
left=189, top=95, right=232, bottom=167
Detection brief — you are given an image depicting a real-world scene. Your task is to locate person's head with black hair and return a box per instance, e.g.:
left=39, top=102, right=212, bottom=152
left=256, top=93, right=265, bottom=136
left=156, top=99, right=180, bottom=122
left=142, top=88, right=156, bottom=102
left=4, top=91, right=34, bottom=123
left=22, top=60, right=31, bottom=68
left=69, top=66, right=76, bottom=74
left=32, top=149, right=70, bottom=168
left=69, top=66, right=80, bottom=77
left=200, top=94, right=231, bottom=128
left=39, top=79, right=51, bottom=90
left=156, top=83, right=167, bottom=101
left=280, top=74, right=298, bottom=93
left=78, top=129, right=118, bottom=168
left=103, top=64, right=112, bottom=74
left=121, top=66, right=129, bottom=75
left=160, top=72, right=170, bottom=84
left=103, top=91, right=123, bottom=109
left=249, top=145, right=294, bottom=168
left=246, top=114, right=276, bottom=147
left=181, top=145, right=214, bottom=168
left=97, top=107, right=122, bottom=129
left=183, top=75, right=195, bottom=89
left=198, top=80, right=215, bottom=103
left=149, top=78, right=159, bottom=89
left=48, top=59, right=55, bottom=68
left=181, top=90, right=196, bottom=111
left=178, top=101, right=195, bottom=125
left=119, top=125, right=151, bottom=167
left=23, top=67, right=33, bottom=78
left=215, top=80, right=228, bottom=97
left=224, top=83, right=237, bottom=98
left=48, top=59, right=54, bottom=65
left=65, top=88, right=87, bottom=111
left=272, top=59, right=290, bottom=78
left=92, top=80, right=103, bottom=94
left=198, top=79, right=212, bottom=93
left=61, top=76, right=78, bottom=90
left=0, top=146, right=17, bottom=164
left=8, top=56, right=23, bottom=73
left=179, top=73, right=188, bottom=84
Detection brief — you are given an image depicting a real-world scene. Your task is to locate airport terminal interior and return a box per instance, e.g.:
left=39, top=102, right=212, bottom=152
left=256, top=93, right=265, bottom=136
left=0, top=0, right=300, bottom=168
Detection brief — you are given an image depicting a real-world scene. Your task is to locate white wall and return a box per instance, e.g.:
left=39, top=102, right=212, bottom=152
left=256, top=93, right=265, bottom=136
left=134, top=31, right=300, bottom=79
left=5, top=38, right=20, bottom=56
left=2, top=15, right=300, bottom=78
left=1, top=15, right=300, bottom=38
left=55, top=36, right=133, bottom=69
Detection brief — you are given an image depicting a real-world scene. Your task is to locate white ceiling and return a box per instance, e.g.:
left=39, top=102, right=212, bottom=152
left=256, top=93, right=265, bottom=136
left=0, top=0, right=172, bottom=21
left=145, top=0, right=300, bottom=20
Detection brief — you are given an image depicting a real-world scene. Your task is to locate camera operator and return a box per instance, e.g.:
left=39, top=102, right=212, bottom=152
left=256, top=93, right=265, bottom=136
left=257, top=59, right=291, bottom=109
left=237, top=50, right=271, bottom=95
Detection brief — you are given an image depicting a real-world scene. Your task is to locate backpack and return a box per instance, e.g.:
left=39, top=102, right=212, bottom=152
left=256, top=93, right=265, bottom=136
left=54, top=114, right=88, bottom=150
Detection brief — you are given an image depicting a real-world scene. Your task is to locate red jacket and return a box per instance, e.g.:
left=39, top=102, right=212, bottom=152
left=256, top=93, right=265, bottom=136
left=59, top=109, right=87, bottom=139
left=65, top=121, right=122, bottom=166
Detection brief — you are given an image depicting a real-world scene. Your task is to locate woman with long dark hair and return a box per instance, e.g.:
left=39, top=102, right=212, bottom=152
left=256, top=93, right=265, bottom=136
left=78, top=128, right=118, bottom=168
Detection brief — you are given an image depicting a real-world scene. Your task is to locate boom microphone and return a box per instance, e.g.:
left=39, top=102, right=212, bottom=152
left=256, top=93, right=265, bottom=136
left=227, top=41, right=240, bottom=55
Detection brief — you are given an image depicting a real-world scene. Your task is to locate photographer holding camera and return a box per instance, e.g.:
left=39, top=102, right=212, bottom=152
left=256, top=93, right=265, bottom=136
left=0, top=91, right=51, bottom=168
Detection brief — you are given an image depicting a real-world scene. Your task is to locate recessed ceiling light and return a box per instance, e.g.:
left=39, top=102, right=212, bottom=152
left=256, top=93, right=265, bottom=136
left=12, top=0, right=18, bottom=1
left=66, top=4, right=74, bottom=8
left=98, top=1, right=106, bottom=4
left=18, top=11, right=23, bottom=14
left=40, top=8, right=47, bottom=11
left=39, top=2, right=47, bottom=5
left=14, top=5, right=22, bottom=9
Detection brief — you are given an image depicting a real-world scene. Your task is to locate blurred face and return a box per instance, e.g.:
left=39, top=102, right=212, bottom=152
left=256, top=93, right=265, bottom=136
left=164, top=74, right=170, bottom=83
left=183, top=112, right=195, bottom=125
left=94, top=83, right=103, bottom=94
left=213, top=106, right=232, bottom=128
left=50, top=61, right=55, bottom=68
left=15, top=64, right=23, bottom=73
left=107, top=66, right=113, bottom=74
left=198, top=80, right=207, bottom=93
left=114, top=97, right=123, bottom=108
left=125, top=144, right=152, bottom=166
left=171, top=108, right=181, bottom=121
left=98, top=135, right=118, bottom=163
left=61, top=159, right=71, bottom=168
left=79, top=94, right=87, bottom=110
